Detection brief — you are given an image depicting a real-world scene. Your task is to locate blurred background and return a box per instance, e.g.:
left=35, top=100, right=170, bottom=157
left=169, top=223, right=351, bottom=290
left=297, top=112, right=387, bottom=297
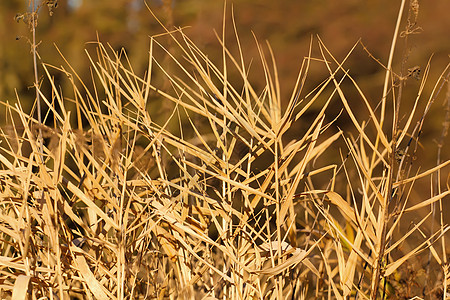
left=1, top=0, right=449, bottom=110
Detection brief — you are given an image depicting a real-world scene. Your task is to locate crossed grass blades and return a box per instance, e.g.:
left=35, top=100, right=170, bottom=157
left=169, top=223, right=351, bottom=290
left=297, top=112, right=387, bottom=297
left=1, top=8, right=449, bottom=300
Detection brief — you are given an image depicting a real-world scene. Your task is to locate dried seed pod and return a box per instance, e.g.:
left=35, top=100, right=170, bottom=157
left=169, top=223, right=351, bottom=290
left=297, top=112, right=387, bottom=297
left=407, top=66, right=421, bottom=80
left=410, top=0, right=419, bottom=22
left=45, top=0, right=58, bottom=16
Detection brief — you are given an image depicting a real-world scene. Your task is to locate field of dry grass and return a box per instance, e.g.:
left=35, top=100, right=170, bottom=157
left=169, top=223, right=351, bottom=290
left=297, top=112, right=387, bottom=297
left=0, top=1, right=449, bottom=299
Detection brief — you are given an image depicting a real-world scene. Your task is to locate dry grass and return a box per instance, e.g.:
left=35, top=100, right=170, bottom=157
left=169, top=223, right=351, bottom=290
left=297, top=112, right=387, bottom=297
left=1, top=2, right=449, bottom=299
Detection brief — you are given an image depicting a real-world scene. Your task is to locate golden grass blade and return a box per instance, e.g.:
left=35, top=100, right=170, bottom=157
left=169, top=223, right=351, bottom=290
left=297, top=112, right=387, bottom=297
left=396, top=57, right=431, bottom=146
left=66, top=180, right=119, bottom=231
left=342, top=229, right=365, bottom=297
left=74, top=255, right=113, bottom=300
left=317, top=38, right=391, bottom=153
left=321, top=251, right=344, bottom=300
left=281, top=115, right=325, bottom=220
left=11, top=275, right=31, bottom=300
left=385, top=227, right=450, bottom=277
left=385, top=212, right=432, bottom=255
left=0, top=256, right=53, bottom=273
left=325, top=191, right=357, bottom=225
left=315, top=202, right=373, bottom=266
left=320, top=58, right=392, bottom=159
left=404, top=190, right=450, bottom=212
left=394, top=160, right=450, bottom=188
left=256, top=236, right=324, bottom=276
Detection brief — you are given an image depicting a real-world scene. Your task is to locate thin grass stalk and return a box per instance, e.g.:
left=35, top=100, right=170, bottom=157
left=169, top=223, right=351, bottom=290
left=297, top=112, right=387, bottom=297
left=380, top=0, right=407, bottom=126
left=29, top=9, right=45, bottom=296
left=435, top=75, right=450, bottom=296
left=220, top=5, right=230, bottom=299
left=30, top=0, right=43, bottom=161
left=370, top=0, right=407, bottom=298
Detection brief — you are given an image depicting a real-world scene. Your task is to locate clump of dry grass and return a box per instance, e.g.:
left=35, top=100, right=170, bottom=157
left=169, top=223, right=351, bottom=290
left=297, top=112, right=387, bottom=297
left=1, top=2, right=449, bottom=299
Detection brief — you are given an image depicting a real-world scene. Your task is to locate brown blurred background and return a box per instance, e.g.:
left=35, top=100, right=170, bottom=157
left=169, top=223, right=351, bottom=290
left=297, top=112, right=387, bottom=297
left=1, top=0, right=449, bottom=109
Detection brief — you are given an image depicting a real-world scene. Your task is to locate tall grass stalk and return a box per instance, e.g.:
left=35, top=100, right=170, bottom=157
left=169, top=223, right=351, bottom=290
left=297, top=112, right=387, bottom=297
left=30, top=0, right=43, bottom=159
left=371, top=0, right=406, bottom=297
